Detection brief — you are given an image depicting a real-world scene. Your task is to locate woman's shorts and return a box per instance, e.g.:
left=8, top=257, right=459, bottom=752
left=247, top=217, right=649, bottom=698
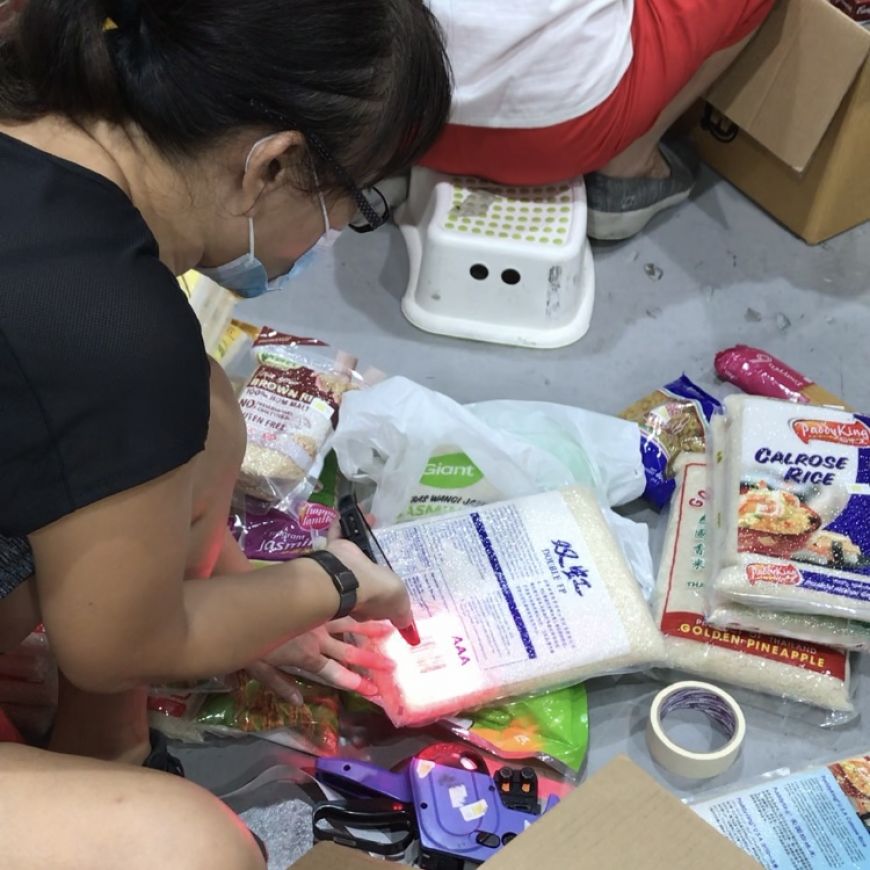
left=421, top=0, right=776, bottom=184
left=0, top=533, right=34, bottom=599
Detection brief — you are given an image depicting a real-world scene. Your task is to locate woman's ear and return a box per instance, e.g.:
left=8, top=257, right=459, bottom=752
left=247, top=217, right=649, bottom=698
left=240, top=131, right=307, bottom=216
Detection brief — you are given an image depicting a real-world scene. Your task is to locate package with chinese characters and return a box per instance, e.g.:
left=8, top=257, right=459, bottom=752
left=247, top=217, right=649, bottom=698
left=357, top=486, right=664, bottom=727
left=655, top=456, right=853, bottom=716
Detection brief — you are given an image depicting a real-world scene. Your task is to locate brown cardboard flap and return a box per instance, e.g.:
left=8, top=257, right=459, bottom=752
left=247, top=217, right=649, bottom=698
left=484, top=757, right=760, bottom=870
left=291, top=758, right=761, bottom=869
left=707, top=0, right=870, bottom=172
left=291, top=842, right=385, bottom=869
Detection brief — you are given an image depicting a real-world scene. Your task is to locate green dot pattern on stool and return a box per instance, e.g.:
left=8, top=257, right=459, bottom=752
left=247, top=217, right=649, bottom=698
left=442, top=177, right=574, bottom=246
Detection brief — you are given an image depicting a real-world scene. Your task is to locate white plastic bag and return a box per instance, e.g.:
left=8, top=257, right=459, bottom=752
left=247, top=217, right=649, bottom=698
left=332, top=377, right=645, bottom=524
left=332, top=377, right=654, bottom=595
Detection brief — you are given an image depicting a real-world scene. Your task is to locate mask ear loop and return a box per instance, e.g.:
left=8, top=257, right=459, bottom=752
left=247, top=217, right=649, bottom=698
left=243, top=135, right=278, bottom=261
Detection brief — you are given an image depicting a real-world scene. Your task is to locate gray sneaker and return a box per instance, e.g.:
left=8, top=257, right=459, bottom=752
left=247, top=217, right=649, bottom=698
left=585, top=140, right=699, bottom=241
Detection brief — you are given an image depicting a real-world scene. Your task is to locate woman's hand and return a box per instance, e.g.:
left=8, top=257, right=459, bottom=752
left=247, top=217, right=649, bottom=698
left=245, top=617, right=395, bottom=703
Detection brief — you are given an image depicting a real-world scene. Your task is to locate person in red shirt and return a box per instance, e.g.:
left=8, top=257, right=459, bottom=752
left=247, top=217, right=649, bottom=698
left=423, top=0, right=776, bottom=240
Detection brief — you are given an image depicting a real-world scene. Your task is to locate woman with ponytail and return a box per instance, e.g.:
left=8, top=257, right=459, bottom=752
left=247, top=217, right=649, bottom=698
left=0, top=1, right=450, bottom=864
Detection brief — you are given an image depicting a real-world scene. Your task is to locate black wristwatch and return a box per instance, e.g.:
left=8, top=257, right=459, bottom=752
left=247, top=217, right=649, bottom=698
left=302, top=550, right=359, bottom=619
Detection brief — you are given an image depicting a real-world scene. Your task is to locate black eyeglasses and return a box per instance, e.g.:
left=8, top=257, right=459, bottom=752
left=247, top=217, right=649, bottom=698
left=249, top=98, right=391, bottom=234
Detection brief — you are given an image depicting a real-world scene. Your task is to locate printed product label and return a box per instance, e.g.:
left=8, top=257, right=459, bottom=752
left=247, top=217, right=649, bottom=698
left=693, top=754, right=870, bottom=869
left=239, top=361, right=346, bottom=474
left=400, top=448, right=503, bottom=521
left=661, top=462, right=846, bottom=680
left=734, top=400, right=870, bottom=604
left=375, top=491, right=631, bottom=707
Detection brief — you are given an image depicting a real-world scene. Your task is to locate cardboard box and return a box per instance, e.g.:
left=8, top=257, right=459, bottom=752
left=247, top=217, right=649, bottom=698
left=688, top=0, right=870, bottom=243
left=290, top=756, right=760, bottom=869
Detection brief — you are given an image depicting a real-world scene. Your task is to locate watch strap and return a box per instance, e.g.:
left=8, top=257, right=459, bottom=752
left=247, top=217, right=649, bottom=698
left=302, top=550, right=359, bottom=619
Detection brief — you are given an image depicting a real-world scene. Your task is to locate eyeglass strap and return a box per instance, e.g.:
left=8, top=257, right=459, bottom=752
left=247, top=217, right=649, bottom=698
left=248, top=98, right=385, bottom=230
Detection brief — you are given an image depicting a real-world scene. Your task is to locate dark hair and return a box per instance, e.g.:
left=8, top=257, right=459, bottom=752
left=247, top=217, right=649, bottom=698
left=0, top=0, right=452, bottom=192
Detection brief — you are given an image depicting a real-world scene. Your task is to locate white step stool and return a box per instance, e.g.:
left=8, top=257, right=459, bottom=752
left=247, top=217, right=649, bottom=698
left=396, top=168, right=595, bottom=349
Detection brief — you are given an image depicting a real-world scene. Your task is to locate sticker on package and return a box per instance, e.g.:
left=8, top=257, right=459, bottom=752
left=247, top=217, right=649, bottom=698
left=656, top=457, right=852, bottom=713
left=711, top=396, right=870, bottom=623
left=359, top=487, right=664, bottom=727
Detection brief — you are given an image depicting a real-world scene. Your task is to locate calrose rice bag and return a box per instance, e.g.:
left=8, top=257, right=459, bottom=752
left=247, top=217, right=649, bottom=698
left=710, top=396, right=870, bottom=623
left=656, top=456, right=852, bottom=713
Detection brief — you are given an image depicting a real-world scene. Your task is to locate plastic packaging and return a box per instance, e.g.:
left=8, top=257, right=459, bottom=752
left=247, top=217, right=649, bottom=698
left=214, top=319, right=260, bottom=372
left=715, top=345, right=851, bottom=409
left=445, top=683, right=589, bottom=778
left=149, top=678, right=341, bottom=756
left=178, top=271, right=238, bottom=356
left=620, top=375, right=721, bottom=508
left=196, top=678, right=340, bottom=756
left=357, top=487, right=665, bottom=727
left=655, top=456, right=853, bottom=714
left=0, top=629, right=58, bottom=733
left=231, top=452, right=340, bottom=561
left=709, top=395, right=870, bottom=624
left=332, top=377, right=645, bottom=527
left=688, top=750, right=870, bottom=869
left=236, top=329, right=360, bottom=505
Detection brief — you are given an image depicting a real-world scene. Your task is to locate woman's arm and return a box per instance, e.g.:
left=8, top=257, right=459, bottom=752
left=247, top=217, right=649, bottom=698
left=29, top=462, right=409, bottom=693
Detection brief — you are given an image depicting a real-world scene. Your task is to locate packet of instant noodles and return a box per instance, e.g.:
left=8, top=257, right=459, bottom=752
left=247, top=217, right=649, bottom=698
left=196, top=678, right=340, bottom=756
left=715, top=345, right=851, bottom=410
left=620, top=375, right=721, bottom=507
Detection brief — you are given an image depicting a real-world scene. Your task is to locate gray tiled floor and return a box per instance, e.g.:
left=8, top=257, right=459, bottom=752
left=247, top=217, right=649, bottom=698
left=178, top=168, right=870, bottom=847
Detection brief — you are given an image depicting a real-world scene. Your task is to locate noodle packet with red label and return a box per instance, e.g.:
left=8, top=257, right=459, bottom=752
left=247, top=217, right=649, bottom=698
left=236, top=329, right=362, bottom=505
left=715, top=345, right=851, bottom=410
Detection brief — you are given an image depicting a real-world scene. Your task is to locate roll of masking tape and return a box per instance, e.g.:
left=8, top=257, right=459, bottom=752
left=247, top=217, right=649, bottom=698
left=646, top=681, right=746, bottom=779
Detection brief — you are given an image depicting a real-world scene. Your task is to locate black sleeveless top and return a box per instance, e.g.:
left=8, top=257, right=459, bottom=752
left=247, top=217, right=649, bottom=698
left=0, top=131, right=210, bottom=540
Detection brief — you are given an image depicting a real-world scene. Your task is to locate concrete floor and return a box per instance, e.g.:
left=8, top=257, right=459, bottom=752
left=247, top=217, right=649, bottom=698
left=178, top=167, right=870, bottom=857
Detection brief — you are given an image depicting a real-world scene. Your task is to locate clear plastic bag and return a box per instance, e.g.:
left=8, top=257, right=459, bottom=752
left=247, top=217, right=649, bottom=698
left=231, top=453, right=340, bottom=562
left=149, top=677, right=341, bottom=757
left=655, top=456, right=854, bottom=718
left=355, top=486, right=665, bottom=727
left=707, top=396, right=870, bottom=624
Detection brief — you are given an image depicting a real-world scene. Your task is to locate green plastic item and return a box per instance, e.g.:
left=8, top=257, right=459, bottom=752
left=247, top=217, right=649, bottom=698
left=453, top=683, right=589, bottom=774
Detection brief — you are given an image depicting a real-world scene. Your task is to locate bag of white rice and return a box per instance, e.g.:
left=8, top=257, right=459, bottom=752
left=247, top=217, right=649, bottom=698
left=656, top=456, right=852, bottom=713
left=710, top=395, right=870, bottom=623
left=359, top=487, right=665, bottom=727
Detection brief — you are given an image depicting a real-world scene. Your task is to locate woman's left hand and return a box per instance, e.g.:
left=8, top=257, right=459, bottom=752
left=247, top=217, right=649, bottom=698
left=245, top=617, right=395, bottom=704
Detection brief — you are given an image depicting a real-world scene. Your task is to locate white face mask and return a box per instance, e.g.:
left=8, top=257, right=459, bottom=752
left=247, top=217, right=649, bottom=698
left=199, top=136, right=342, bottom=298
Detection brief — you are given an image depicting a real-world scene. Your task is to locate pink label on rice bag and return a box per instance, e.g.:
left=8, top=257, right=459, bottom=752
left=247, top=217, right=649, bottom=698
left=715, top=345, right=812, bottom=403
